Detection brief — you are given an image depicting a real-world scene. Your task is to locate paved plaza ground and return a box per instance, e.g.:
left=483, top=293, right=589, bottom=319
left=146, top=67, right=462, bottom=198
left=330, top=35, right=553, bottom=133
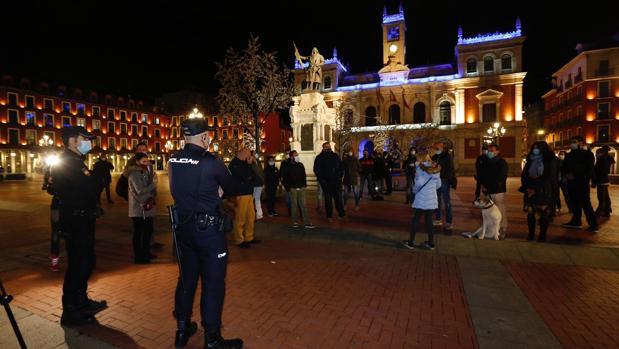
left=1, top=176, right=619, bottom=349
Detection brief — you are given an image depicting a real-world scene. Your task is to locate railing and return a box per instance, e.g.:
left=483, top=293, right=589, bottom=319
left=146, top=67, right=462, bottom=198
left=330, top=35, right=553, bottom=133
left=595, top=68, right=614, bottom=77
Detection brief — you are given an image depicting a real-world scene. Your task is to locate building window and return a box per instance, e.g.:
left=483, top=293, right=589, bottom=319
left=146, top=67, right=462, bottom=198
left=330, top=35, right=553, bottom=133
left=224, top=130, right=230, bottom=140
left=131, top=112, right=138, bottom=122
left=172, top=116, right=177, bottom=126
left=482, top=103, right=497, bottom=122
left=120, top=110, right=127, bottom=121
left=484, top=56, right=494, bottom=72
left=44, top=113, right=54, bottom=127
left=154, top=129, right=161, bottom=138
left=214, top=129, right=219, bottom=140
left=131, top=139, right=139, bottom=149
left=62, top=102, right=71, bottom=113
left=93, top=119, right=100, bottom=130
left=233, top=128, right=239, bottom=139
left=132, top=125, right=138, bottom=136
left=172, top=140, right=178, bottom=149
left=501, top=54, right=512, bottom=71
left=8, top=109, right=18, bottom=124
left=92, top=106, right=100, bottom=117
left=598, top=60, right=610, bottom=76
left=44, top=98, right=53, bottom=111
left=467, top=59, right=477, bottom=74
left=213, top=116, right=218, bottom=126
left=7, top=92, right=18, bottom=106
left=598, top=81, right=610, bottom=98
left=62, top=116, right=72, bottom=127
left=108, top=137, right=116, bottom=149
left=558, top=131, right=563, bottom=147
left=108, top=122, right=115, bottom=134
left=232, top=116, right=238, bottom=125
left=155, top=142, right=161, bottom=153
left=44, top=131, right=55, bottom=143
left=365, top=106, right=377, bottom=126
left=8, top=129, right=19, bottom=145
left=413, top=102, right=425, bottom=124
left=141, top=114, right=148, bottom=123
left=598, top=125, right=610, bottom=143
left=142, top=126, right=148, bottom=137
left=567, top=129, right=572, bottom=141
left=76, top=118, right=85, bottom=127
left=76, top=103, right=85, bottom=115
left=439, top=101, right=451, bottom=125
left=120, top=123, right=127, bottom=135
left=598, top=103, right=610, bottom=120
left=26, top=111, right=36, bottom=126
left=155, top=117, right=160, bottom=125
left=577, top=127, right=582, bottom=137
left=107, top=108, right=115, bottom=119
left=25, top=95, right=35, bottom=108
left=171, top=128, right=177, bottom=138
left=25, top=130, right=36, bottom=145
left=577, top=106, right=583, bottom=117
left=577, top=86, right=582, bottom=96
left=388, top=104, right=400, bottom=124
left=120, top=138, right=128, bottom=149
left=324, top=76, right=332, bottom=90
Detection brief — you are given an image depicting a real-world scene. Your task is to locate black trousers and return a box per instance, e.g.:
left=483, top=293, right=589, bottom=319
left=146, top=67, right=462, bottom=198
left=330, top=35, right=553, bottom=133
left=320, top=182, right=345, bottom=218
left=51, top=208, right=61, bottom=256
left=596, top=185, right=612, bottom=216
left=558, top=181, right=572, bottom=211
left=567, top=180, right=597, bottom=227
left=132, top=217, right=153, bottom=261
left=410, top=209, right=434, bottom=244
left=174, top=216, right=227, bottom=330
left=98, top=181, right=111, bottom=203
left=527, top=206, right=549, bottom=239
left=266, top=184, right=277, bottom=214
left=62, top=214, right=96, bottom=307
left=385, top=172, right=393, bottom=194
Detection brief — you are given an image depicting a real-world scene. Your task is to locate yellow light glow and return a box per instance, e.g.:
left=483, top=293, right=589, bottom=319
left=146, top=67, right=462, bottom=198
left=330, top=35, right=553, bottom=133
left=19, top=104, right=24, bottom=108
left=466, top=116, right=474, bottom=123
left=586, top=93, right=595, bottom=100
left=87, top=113, right=91, bottom=117
left=55, top=109, right=60, bottom=113
left=586, top=136, right=594, bottom=144
left=537, top=129, right=545, bottom=135
left=586, top=114, right=595, bottom=121
left=504, top=115, right=513, bottom=122
left=389, top=44, right=398, bottom=54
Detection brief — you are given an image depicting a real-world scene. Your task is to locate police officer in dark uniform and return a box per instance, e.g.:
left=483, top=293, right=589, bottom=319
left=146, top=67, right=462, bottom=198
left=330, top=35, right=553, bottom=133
left=53, top=126, right=107, bottom=326
left=169, top=119, right=243, bottom=349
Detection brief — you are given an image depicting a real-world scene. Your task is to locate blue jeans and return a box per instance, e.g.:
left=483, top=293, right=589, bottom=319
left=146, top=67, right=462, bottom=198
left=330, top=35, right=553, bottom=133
left=435, top=182, right=452, bottom=224
left=342, top=184, right=360, bottom=207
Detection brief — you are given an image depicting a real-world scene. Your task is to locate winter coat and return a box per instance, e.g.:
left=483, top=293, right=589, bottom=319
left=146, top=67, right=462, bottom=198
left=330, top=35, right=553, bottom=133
left=412, top=162, right=442, bottom=210
left=359, top=156, right=375, bottom=175
left=342, top=155, right=361, bottom=186
left=373, top=157, right=386, bottom=179
left=282, top=160, right=307, bottom=189
left=228, top=157, right=255, bottom=196
left=251, top=159, right=264, bottom=187
left=264, top=164, right=280, bottom=189
left=127, top=166, right=157, bottom=218
left=593, top=154, right=615, bottom=186
left=562, top=148, right=594, bottom=182
left=521, top=154, right=559, bottom=206
left=479, top=156, right=508, bottom=194
left=431, top=151, right=456, bottom=181
left=404, top=155, right=417, bottom=178
left=313, top=150, right=343, bottom=184
left=93, top=160, right=114, bottom=183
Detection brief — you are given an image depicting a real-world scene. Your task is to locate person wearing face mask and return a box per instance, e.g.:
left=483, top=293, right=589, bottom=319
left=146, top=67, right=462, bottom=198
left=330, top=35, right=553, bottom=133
left=127, top=153, right=158, bottom=264
left=561, top=136, right=598, bottom=231
left=359, top=149, right=375, bottom=198
left=479, top=144, right=509, bottom=238
left=248, top=151, right=265, bottom=220
left=281, top=150, right=315, bottom=228
left=264, top=156, right=280, bottom=217
left=342, top=149, right=361, bottom=211
left=314, top=142, right=347, bottom=222
left=474, top=144, right=489, bottom=198
left=431, top=142, right=456, bottom=230
left=521, top=141, right=559, bottom=242
left=404, top=147, right=418, bottom=204
left=53, top=126, right=107, bottom=326
left=93, top=154, right=115, bottom=204
left=593, top=145, right=614, bottom=218
left=556, top=151, right=572, bottom=213
left=279, top=152, right=292, bottom=216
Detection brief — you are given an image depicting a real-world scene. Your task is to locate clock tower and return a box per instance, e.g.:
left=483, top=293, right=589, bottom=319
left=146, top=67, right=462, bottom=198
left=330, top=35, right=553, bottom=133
left=382, top=4, right=406, bottom=66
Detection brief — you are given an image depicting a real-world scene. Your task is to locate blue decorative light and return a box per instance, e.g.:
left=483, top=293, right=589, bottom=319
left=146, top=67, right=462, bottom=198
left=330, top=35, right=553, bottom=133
left=382, top=12, right=404, bottom=24
left=336, top=73, right=460, bottom=92
left=351, top=123, right=437, bottom=133
left=458, top=29, right=522, bottom=45
left=295, top=57, right=348, bottom=72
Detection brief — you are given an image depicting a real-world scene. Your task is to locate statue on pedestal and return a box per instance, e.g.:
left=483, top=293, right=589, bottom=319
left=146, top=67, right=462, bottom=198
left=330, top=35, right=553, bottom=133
left=294, top=43, right=325, bottom=91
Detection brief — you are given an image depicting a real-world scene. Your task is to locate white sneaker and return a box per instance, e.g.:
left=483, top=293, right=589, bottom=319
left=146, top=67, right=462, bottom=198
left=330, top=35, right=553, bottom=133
left=433, top=220, right=443, bottom=226
left=444, top=223, right=453, bottom=230
left=401, top=240, right=415, bottom=250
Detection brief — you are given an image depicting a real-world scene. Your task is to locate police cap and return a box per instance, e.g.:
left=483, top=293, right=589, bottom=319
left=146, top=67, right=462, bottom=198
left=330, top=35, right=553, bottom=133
left=62, top=126, right=95, bottom=143
left=181, top=118, right=214, bottom=136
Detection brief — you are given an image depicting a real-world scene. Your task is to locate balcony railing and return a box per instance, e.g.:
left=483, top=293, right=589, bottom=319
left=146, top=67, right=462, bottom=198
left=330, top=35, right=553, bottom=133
left=595, top=68, right=614, bottom=77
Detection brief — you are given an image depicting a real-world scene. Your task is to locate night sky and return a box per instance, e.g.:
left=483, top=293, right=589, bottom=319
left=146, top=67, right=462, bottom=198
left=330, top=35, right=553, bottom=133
left=2, top=0, right=616, bottom=106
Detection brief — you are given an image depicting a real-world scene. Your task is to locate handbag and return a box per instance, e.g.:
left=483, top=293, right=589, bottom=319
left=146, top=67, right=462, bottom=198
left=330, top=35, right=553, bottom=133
left=142, top=197, right=156, bottom=211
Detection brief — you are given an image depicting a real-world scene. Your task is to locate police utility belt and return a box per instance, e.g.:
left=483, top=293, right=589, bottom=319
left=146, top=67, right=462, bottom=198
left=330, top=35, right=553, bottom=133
left=178, top=210, right=223, bottom=228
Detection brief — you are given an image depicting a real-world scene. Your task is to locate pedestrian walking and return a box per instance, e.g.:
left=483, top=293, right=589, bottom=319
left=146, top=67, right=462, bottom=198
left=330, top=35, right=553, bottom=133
left=342, top=150, right=361, bottom=211
left=593, top=145, right=614, bottom=217
left=359, top=150, right=375, bottom=198
left=313, top=142, right=346, bottom=222
left=92, top=154, right=114, bottom=204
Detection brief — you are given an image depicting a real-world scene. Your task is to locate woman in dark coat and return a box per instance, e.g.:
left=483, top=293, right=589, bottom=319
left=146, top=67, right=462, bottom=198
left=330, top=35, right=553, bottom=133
left=521, top=141, right=559, bottom=242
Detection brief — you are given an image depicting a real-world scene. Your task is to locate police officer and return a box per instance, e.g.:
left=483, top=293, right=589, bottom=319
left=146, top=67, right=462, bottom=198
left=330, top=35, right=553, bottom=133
left=53, top=126, right=107, bottom=326
left=168, top=118, right=243, bottom=349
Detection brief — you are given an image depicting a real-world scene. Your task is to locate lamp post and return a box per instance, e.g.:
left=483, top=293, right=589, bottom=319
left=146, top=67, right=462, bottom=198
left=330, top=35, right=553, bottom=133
left=38, top=135, right=54, bottom=147
left=188, top=107, right=203, bottom=119
left=486, top=122, right=507, bottom=145
left=165, top=140, right=174, bottom=152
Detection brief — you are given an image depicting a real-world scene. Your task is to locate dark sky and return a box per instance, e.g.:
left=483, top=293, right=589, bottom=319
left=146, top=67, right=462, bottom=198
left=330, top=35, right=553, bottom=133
left=2, top=0, right=616, bottom=106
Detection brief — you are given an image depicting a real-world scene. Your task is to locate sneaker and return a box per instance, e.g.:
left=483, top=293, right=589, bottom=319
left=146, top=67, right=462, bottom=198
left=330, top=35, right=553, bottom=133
left=50, top=255, right=60, bottom=272
left=304, top=224, right=316, bottom=229
left=562, top=222, right=582, bottom=229
left=292, top=222, right=300, bottom=228
left=401, top=240, right=415, bottom=250
left=444, top=223, right=453, bottom=230
left=433, top=220, right=443, bottom=226
left=422, top=241, right=435, bottom=250
left=269, top=212, right=279, bottom=217
left=587, top=226, right=599, bottom=233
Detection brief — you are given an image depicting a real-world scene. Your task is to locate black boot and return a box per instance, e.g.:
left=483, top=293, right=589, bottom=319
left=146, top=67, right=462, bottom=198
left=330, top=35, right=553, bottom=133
left=78, top=294, right=108, bottom=315
left=538, top=211, right=549, bottom=242
left=205, top=330, right=243, bottom=349
left=175, top=320, right=198, bottom=348
left=60, top=304, right=96, bottom=326
left=526, top=212, right=536, bottom=241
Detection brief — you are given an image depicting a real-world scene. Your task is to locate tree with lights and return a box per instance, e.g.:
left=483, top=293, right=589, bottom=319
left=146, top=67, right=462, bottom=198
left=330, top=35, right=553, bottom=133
left=215, top=36, right=296, bottom=156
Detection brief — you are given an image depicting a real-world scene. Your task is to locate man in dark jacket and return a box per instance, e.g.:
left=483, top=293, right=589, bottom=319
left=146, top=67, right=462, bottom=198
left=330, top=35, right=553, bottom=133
left=281, top=150, right=314, bottom=228
left=342, top=150, right=361, bottom=210
left=474, top=144, right=488, bottom=198
left=593, top=146, right=614, bottom=217
left=359, top=150, right=375, bottom=198
left=228, top=149, right=258, bottom=248
left=313, top=142, right=346, bottom=222
left=93, top=154, right=114, bottom=204
left=479, top=144, right=509, bottom=238
left=561, top=136, right=598, bottom=231
left=431, top=142, right=456, bottom=229
left=264, top=156, right=280, bottom=217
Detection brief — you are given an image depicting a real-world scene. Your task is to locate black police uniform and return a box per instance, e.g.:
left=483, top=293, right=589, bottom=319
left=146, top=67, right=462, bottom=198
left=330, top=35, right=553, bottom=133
left=168, top=119, right=243, bottom=349
left=53, top=143, right=106, bottom=325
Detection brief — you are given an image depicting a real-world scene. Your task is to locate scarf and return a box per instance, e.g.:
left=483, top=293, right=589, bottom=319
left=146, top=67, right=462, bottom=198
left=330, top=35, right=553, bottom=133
left=528, top=154, right=544, bottom=178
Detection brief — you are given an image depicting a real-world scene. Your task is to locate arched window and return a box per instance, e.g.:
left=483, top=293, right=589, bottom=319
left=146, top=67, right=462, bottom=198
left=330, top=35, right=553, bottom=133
left=365, top=106, right=377, bottom=126
left=413, top=102, right=425, bottom=124
left=484, top=56, right=494, bottom=72
left=467, top=58, right=477, bottom=74
left=323, top=76, right=332, bottom=90
left=439, top=101, right=451, bottom=125
left=388, top=104, right=400, bottom=124
left=501, top=54, right=512, bottom=71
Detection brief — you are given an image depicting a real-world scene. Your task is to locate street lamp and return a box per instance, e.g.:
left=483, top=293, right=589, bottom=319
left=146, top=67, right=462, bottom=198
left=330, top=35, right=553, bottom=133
left=188, top=107, right=203, bottom=119
left=165, top=140, right=174, bottom=152
left=38, top=135, right=54, bottom=147
left=486, top=122, right=507, bottom=144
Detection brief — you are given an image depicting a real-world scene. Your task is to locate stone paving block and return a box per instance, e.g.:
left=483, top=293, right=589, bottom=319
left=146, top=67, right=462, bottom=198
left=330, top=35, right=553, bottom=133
left=561, top=245, right=619, bottom=269
left=436, top=235, right=477, bottom=257
left=516, top=243, right=574, bottom=265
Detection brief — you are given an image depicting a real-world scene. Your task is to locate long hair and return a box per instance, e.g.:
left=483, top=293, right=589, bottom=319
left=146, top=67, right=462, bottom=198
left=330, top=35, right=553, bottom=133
left=528, top=141, right=554, bottom=161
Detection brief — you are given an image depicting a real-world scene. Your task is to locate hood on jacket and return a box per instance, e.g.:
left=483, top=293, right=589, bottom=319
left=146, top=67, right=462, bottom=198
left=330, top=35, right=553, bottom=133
left=419, top=161, right=441, bottom=174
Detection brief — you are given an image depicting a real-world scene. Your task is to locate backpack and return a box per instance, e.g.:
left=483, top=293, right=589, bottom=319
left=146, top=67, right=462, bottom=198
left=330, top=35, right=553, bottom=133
left=115, top=174, right=129, bottom=201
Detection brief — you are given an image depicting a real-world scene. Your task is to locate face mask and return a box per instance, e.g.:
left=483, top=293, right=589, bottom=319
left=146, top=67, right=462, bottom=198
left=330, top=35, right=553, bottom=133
left=435, top=150, right=442, bottom=155
left=410, top=151, right=416, bottom=155
left=559, top=155, right=565, bottom=160
left=486, top=152, right=495, bottom=159
left=532, top=149, right=540, bottom=155
left=570, top=143, right=579, bottom=150
left=77, top=140, right=92, bottom=155
left=348, top=152, right=353, bottom=156
left=291, top=156, right=296, bottom=162
left=268, top=161, right=275, bottom=166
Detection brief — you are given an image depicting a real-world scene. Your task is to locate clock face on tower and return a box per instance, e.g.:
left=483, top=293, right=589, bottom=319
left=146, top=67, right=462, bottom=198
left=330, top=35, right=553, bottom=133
left=387, top=26, right=400, bottom=41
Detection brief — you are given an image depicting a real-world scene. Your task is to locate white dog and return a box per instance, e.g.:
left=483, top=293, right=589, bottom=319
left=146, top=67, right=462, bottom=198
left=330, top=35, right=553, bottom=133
left=461, top=194, right=502, bottom=240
